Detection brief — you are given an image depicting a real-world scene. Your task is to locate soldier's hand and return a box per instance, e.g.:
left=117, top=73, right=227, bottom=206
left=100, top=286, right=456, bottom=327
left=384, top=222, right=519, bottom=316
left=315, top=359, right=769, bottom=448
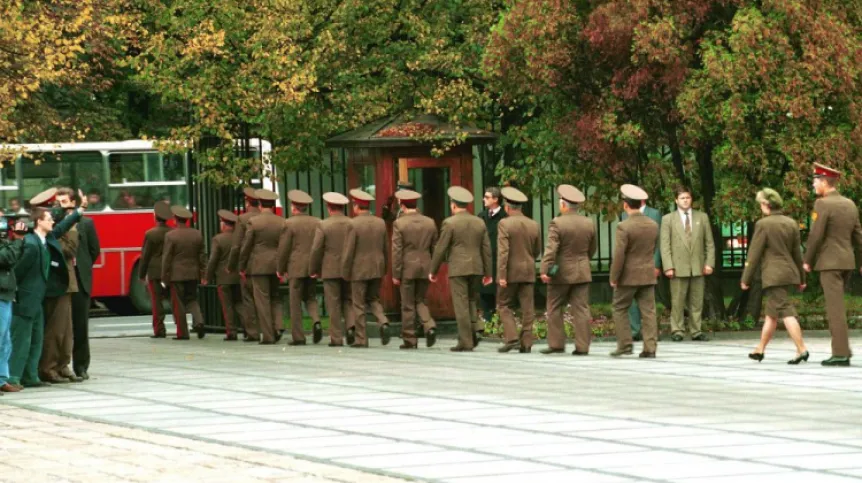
left=310, top=273, right=319, bottom=279
left=803, top=263, right=811, bottom=273
left=224, top=267, right=231, bottom=274
left=664, top=269, right=675, bottom=279
left=392, top=278, right=400, bottom=286
left=202, top=278, right=208, bottom=286
left=499, top=279, right=507, bottom=288
left=703, top=266, right=714, bottom=276
left=654, top=268, right=661, bottom=278
left=799, top=283, right=806, bottom=291
left=240, top=271, right=247, bottom=282
left=740, top=282, right=749, bottom=291
left=482, top=276, right=493, bottom=286
left=540, top=274, right=551, bottom=284
left=610, top=281, right=617, bottom=288
left=428, top=274, right=438, bottom=283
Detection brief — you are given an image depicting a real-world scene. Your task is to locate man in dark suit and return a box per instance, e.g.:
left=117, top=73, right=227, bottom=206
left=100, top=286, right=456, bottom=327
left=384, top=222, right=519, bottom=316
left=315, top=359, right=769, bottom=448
left=478, top=187, right=506, bottom=323
left=8, top=189, right=84, bottom=388
left=239, top=189, right=284, bottom=344
left=611, top=184, right=660, bottom=358
left=162, top=206, right=206, bottom=340
left=342, top=189, right=389, bottom=348
left=139, top=201, right=173, bottom=338
left=621, top=198, right=663, bottom=340
left=391, top=189, right=438, bottom=349
left=310, top=192, right=353, bottom=346
left=206, top=210, right=241, bottom=340
left=71, top=192, right=100, bottom=380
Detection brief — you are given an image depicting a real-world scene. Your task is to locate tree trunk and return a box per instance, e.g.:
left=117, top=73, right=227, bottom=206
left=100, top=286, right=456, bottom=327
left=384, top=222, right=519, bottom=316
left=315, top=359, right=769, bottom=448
left=696, top=144, right=728, bottom=320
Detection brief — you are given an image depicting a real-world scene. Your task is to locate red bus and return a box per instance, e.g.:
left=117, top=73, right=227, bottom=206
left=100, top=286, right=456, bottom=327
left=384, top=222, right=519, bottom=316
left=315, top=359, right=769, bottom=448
left=2, top=140, right=277, bottom=315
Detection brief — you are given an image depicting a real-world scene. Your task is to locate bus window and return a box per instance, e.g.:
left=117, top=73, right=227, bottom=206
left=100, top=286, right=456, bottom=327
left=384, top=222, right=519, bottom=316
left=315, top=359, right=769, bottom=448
left=108, top=152, right=187, bottom=210
left=0, top=162, right=18, bottom=212
left=20, top=151, right=103, bottom=208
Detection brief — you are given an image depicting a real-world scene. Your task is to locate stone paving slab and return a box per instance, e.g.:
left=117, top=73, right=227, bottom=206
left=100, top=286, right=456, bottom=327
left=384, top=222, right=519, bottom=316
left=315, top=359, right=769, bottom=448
left=2, top=334, right=862, bottom=482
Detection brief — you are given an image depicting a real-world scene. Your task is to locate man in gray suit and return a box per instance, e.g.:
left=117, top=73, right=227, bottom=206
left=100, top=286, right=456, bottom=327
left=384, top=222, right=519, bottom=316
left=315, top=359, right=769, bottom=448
left=621, top=198, right=663, bottom=340
left=661, top=186, right=715, bottom=341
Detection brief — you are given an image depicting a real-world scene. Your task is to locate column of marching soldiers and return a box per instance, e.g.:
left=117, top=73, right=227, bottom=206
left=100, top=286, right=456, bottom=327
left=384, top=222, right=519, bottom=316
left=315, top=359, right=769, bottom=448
left=142, top=162, right=860, bottom=367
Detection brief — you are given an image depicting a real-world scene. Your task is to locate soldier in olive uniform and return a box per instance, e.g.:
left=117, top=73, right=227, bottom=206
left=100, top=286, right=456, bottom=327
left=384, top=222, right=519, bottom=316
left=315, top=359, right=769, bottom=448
left=430, top=186, right=493, bottom=352
left=391, top=190, right=438, bottom=349
left=239, top=189, right=285, bottom=345
left=803, top=163, right=862, bottom=366
left=206, top=210, right=241, bottom=341
left=741, top=189, right=809, bottom=364
left=342, top=189, right=390, bottom=348
left=278, top=190, right=322, bottom=345
left=610, top=185, right=660, bottom=358
left=310, top=192, right=353, bottom=346
left=139, top=201, right=173, bottom=338
left=497, top=187, right=542, bottom=354
left=540, top=185, right=596, bottom=355
left=162, top=206, right=206, bottom=340
left=228, top=187, right=261, bottom=342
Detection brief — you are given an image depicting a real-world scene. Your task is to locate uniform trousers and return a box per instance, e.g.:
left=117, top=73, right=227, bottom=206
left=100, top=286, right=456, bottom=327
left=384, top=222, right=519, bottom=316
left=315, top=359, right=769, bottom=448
left=820, top=270, right=851, bottom=357
left=498, top=282, right=535, bottom=348
left=546, top=283, right=591, bottom=352
left=40, top=294, right=74, bottom=378
left=251, top=275, right=283, bottom=343
left=239, top=279, right=259, bottom=339
left=400, top=278, right=435, bottom=346
left=170, top=281, right=203, bottom=338
left=323, top=279, right=352, bottom=345
left=216, top=284, right=241, bottom=337
left=147, top=279, right=169, bottom=336
left=289, top=277, right=320, bottom=343
left=351, top=278, right=387, bottom=345
left=449, top=275, right=483, bottom=349
left=614, top=285, right=658, bottom=353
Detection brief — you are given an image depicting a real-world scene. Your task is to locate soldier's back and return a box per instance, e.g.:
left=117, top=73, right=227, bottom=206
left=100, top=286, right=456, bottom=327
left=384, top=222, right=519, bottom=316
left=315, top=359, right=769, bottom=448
left=445, top=212, right=488, bottom=276
left=247, top=212, right=283, bottom=274
left=347, top=214, right=387, bottom=280
left=166, top=227, right=204, bottom=281
left=394, top=213, right=437, bottom=278
left=283, top=214, right=321, bottom=276
left=212, top=232, right=239, bottom=285
left=617, top=214, right=659, bottom=286
left=814, top=193, right=860, bottom=270
left=552, top=213, right=596, bottom=284
left=499, top=214, right=541, bottom=283
left=143, top=225, right=171, bottom=278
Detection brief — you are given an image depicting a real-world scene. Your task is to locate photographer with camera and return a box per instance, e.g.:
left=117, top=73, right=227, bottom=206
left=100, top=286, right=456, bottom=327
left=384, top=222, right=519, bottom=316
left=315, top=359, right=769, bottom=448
left=0, top=211, right=31, bottom=394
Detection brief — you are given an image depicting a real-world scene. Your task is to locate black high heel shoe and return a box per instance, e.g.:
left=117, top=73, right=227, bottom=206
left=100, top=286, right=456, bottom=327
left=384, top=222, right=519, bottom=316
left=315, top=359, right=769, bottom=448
left=749, top=352, right=764, bottom=362
left=788, top=351, right=809, bottom=365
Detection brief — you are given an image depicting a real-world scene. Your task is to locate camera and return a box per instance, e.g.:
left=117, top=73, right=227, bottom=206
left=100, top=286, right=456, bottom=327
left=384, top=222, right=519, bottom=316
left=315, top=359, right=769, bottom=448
left=0, top=214, right=33, bottom=240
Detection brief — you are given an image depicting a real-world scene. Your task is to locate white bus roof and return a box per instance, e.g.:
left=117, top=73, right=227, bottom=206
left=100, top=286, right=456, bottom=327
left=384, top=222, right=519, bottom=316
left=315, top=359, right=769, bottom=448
left=1, top=139, right=272, bottom=153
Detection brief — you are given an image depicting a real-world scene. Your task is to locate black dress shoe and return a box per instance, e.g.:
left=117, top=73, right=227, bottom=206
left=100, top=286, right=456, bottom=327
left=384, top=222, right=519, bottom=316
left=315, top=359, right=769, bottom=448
left=350, top=342, right=369, bottom=349
left=749, top=352, right=764, bottom=362
left=224, top=334, right=238, bottom=341
left=638, top=351, right=656, bottom=359
left=380, top=324, right=391, bottom=346
left=150, top=333, right=166, bottom=339
left=288, top=340, right=307, bottom=346
left=609, top=345, right=634, bottom=357
left=243, top=336, right=258, bottom=342
left=498, top=341, right=519, bottom=353
left=519, top=346, right=531, bottom=354
left=822, top=356, right=851, bottom=367
left=346, top=327, right=356, bottom=345
left=399, top=342, right=417, bottom=350
left=313, top=322, right=323, bottom=344
left=274, top=331, right=283, bottom=343
left=692, top=333, right=710, bottom=342
left=426, top=328, right=437, bottom=348
left=671, top=333, right=684, bottom=342
left=194, top=324, right=206, bottom=339
left=450, top=345, right=472, bottom=352
left=572, top=350, right=589, bottom=356
left=540, top=348, right=565, bottom=354
left=77, top=371, right=90, bottom=381
left=788, top=351, right=809, bottom=365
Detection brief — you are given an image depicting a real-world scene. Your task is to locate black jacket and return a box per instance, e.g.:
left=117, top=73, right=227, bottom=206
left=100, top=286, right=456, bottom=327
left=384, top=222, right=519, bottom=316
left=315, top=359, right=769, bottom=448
left=0, top=238, right=25, bottom=302
left=479, top=207, right=507, bottom=294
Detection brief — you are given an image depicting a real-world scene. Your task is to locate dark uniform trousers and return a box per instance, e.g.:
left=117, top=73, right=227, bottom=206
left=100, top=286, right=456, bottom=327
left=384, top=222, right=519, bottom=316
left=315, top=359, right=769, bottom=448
left=400, top=278, right=435, bottom=345
left=821, top=270, right=852, bottom=357
left=351, top=278, right=387, bottom=346
left=40, top=295, right=73, bottom=378
left=148, top=279, right=169, bottom=336
left=323, top=279, right=352, bottom=345
left=252, top=275, right=282, bottom=343
left=547, top=283, right=591, bottom=352
left=614, top=285, right=658, bottom=353
left=289, top=277, right=320, bottom=343
left=170, top=281, right=203, bottom=338
left=450, top=275, right=483, bottom=349
left=499, top=282, right=535, bottom=348
left=216, top=284, right=241, bottom=337
left=72, top=290, right=91, bottom=374
left=239, top=279, right=259, bottom=339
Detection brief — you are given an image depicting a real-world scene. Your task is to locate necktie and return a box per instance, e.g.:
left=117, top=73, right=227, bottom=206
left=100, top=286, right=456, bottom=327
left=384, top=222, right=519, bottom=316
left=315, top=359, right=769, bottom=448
left=42, top=242, right=50, bottom=279
left=684, top=212, right=691, bottom=235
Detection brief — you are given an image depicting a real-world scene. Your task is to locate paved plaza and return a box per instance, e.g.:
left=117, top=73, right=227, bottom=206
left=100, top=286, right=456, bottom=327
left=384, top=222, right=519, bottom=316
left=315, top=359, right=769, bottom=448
left=3, top=333, right=862, bottom=482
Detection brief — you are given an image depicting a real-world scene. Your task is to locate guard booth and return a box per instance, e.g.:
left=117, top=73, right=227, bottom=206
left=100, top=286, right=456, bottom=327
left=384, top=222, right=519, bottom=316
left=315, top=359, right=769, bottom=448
left=326, top=114, right=498, bottom=320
